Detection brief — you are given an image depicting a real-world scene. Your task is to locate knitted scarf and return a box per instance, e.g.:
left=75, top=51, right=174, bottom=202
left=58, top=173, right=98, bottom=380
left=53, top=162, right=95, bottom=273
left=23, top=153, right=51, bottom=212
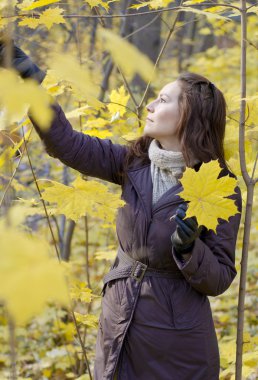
left=148, top=139, right=186, bottom=206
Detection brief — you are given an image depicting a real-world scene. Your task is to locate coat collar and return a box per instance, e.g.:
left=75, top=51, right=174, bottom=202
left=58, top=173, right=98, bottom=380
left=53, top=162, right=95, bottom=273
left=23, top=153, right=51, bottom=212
left=127, top=163, right=184, bottom=221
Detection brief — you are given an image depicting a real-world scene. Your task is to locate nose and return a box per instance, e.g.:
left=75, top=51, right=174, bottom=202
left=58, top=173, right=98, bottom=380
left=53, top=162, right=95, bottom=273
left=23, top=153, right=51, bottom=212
left=146, top=101, right=154, bottom=113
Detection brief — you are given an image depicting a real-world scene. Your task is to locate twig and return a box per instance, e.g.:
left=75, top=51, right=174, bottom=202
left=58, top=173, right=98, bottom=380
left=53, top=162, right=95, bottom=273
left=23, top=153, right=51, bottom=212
left=138, top=0, right=185, bottom=109
left=71, top=309, right=92, bottom=380
left=21, top=125, right=61, bottom=261
left=4, top=3, right=241, bottom=21
left=0, top=127, right=33, bottom=208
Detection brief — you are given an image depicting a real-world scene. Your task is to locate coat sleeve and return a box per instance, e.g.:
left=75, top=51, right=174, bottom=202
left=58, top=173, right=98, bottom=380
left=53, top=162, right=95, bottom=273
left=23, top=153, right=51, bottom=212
left=171, top=185, right=242, bottom=297
left=27, top=100, right=128, bottom=185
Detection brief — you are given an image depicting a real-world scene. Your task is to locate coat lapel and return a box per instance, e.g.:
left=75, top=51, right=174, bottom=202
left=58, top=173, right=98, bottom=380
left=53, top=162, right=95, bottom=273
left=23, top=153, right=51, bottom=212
left=127, top=164, right=153, bottom=222
left=127, top=163, right=184, bottom=220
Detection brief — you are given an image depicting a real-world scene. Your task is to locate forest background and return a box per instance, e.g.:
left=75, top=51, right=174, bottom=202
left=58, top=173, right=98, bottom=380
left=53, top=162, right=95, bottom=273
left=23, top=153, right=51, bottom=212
left=0, top=0, right=257, bottom=379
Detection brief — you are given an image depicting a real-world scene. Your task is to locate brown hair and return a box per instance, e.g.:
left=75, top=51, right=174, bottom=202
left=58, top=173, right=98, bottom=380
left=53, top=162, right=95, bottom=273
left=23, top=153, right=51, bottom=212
left=122, top=71, right=235, bottom=182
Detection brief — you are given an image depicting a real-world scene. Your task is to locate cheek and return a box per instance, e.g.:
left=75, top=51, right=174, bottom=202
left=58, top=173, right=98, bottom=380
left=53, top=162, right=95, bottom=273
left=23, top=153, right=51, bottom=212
left=158, top=110, right=178, bottom=128
left=158, top=107, right=179, bottom=124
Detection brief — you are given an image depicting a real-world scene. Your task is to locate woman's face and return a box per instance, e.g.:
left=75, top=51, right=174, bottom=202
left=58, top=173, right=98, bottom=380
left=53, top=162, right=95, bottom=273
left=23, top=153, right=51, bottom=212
left=143, top=80, right=182, bottom=151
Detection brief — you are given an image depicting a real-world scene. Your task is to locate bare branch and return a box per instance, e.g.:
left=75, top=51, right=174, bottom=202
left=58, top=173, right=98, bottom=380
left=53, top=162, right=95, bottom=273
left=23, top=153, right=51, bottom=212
left=2, top=3, right=241, bottom=22
left=246, top=2, right=258, bottom=11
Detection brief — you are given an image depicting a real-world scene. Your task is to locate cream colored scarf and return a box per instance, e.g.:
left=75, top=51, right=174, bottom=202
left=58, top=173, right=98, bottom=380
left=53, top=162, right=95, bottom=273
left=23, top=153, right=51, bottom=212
left=148, top=139, right=187, bottom=205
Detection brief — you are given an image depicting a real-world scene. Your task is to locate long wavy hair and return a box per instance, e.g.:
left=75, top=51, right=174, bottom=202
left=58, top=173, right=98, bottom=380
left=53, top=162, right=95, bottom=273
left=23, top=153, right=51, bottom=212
left=122, top=72, right=234, bottom=182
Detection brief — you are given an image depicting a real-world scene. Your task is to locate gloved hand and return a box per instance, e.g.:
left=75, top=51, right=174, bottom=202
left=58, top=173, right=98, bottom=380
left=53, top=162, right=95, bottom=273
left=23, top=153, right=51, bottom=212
left=0, top=38, right=46, bottom=84
left=171, top=203, right=203, bottom=254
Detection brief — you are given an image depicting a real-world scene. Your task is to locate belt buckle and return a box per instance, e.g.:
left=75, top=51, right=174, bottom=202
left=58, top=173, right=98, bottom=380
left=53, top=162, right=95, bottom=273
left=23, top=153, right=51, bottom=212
left=131, top=261, right=148, bottom=282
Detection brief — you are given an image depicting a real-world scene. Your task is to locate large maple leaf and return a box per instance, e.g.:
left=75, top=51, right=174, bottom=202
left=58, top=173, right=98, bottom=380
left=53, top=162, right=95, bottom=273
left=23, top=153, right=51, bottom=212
left=178, top=159, right=240, bottom=233
left=40, top=176, right=125, bottom=223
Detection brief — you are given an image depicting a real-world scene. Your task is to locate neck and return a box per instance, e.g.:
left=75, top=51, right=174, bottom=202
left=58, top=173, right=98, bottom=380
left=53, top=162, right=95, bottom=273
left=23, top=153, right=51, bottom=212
left=157, top=139, right=181, bottom=152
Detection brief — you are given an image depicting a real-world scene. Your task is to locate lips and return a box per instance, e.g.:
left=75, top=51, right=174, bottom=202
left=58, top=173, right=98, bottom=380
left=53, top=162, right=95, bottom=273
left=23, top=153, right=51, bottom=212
left=147, top=117, right=153, bottom=122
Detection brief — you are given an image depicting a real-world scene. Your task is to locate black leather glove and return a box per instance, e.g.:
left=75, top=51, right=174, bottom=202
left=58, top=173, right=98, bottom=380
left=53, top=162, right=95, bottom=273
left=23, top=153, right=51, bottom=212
left=171, top=203, right=203, bottom=254
left=0, top=39, right=46, bottom=84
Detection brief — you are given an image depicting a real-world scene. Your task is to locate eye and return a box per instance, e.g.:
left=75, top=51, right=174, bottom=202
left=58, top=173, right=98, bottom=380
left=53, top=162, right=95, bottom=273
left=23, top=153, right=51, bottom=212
left=159, top=98, right=166, bottom=103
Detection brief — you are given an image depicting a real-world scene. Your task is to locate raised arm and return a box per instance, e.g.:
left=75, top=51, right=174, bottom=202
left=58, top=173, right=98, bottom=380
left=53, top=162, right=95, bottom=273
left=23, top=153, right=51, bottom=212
left=172, top=185, right=242, bottom=297
left=0, top=39, right=128, bottom=185
left=28, top=101, right=128, bottom=185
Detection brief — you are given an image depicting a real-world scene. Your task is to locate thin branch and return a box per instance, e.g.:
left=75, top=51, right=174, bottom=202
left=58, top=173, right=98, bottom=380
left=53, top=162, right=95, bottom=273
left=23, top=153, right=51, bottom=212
left=138, top=0, right=185, bottom=109
left=245, top=37, right=258, bottom=50
left=246, top=2, right=258, bottom=10
left=0, top=127, right=33, bottom=208
left=21, top=125, right=61, bottom=262
left=5, top=3, right=241, bottom=21
left=71, top=309, right=92, bottom=380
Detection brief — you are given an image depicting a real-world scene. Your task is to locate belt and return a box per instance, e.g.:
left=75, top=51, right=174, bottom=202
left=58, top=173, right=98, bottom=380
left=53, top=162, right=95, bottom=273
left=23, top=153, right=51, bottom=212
left=102, top=246, right=184, bottom=289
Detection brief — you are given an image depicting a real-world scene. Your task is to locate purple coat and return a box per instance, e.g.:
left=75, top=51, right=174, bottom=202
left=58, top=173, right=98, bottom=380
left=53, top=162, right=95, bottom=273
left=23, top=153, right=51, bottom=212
left=29, top=101, right=242, bottom=380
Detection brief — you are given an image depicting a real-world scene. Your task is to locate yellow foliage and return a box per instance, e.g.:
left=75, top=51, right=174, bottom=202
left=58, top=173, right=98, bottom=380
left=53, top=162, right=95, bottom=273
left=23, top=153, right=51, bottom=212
left=129, top=0, right=171, bottom=10
left=46, top=52, right=103, bottom=108
left=107, top=85, right=130, bottom=117
left=19, top=7, right=66, bottom=30
left=38, top=7, right=66, bottom=29
left=40, top=175, right=126, bottom=223
left=0, top=128, right=31, bottom=170
left=65, top=105, right=91, bottom=120
left=179, top=159, right=239, bottom=232
left=179, top=6, right=232, bottom=21
left=19, top=0, right=61, bottom=10
left=74, top=312, right=99, bottom=328
left=69, top=280, right=95, bottom=303
left=94, top=248, right=117, bottom=261
left=97, top=27, right=156, bottom=83
left=83, top=117, right=109, bottom=129
left=0, top=69, right=54, bottom=131
left=82, top=128, right=112, bottom=138
left=85, top=0, right=111, bottom=11
left=0, top=16, right=19, bottom=30
left=0, top=175, right=26, bottom=192
left=0, top=220, right=69, bottom=325
left=184, top=0, right=208, bottom=4
left=41, top=69, right=66, bottom=96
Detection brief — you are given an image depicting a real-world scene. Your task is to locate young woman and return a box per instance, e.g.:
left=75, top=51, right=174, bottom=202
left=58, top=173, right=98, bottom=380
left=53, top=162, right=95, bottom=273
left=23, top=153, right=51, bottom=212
left=0, top=41, right=242, bottom=380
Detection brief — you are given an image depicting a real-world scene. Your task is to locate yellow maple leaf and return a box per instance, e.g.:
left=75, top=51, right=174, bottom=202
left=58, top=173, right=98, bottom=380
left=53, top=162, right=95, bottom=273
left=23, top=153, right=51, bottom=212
left=129, top=0, right=171, bottom=10
left=178, top=159, right=239, bottom=233
left=85, top=0, right=110, bottom=11
left=74, top=312, right=99, bottom=328
left=0, top=221, right=69, bottom=325
left=18, top=17, right=40, bottom=29
left=41, top=69, right=66, bottom=96
left=179, top=6, right=232, bottom=21
left=65, top=105, right=91, bottom=119
left=107, top=85, right=130, bottom=117
left=82, top=128, right=112, bottom=138
left=94, top=248, right=117, bottom=261
left=0, top=69, right=54, bottom=131
left=47, top=52, right=103, bottom=108
left=38, top=7, right=66, bottom=29
left=184, top=0, right=211, bottom=5
left=69, top=280, right=95, bottom=303
left=39, top=176, right=125, bottom=223
left=97, top=27, right=156, bottom=83
left=20, top=0, right=60, bottom=10
left=82, top=117, right=109, bottom=129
